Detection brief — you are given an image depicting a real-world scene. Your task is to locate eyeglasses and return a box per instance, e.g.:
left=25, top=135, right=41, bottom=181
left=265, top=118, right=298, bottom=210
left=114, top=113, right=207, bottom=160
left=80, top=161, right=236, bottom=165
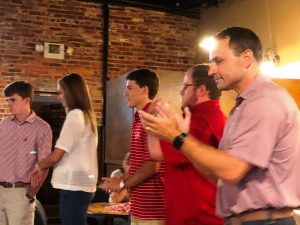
left=181, top=83, right=195, bottom=91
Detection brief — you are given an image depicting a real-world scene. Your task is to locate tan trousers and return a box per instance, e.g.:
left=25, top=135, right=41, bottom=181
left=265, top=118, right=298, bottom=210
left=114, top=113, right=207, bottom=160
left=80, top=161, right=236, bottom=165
left=131, top=216, right=165, bottom=225
left=0, top=186, right=35, bottom=225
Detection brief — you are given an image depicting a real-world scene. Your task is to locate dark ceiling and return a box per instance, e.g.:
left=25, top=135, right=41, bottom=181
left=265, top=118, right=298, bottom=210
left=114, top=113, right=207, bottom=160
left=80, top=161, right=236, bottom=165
left=94, top=0, right=225, bottom=18
left=110, top=0, right=218, bottom=9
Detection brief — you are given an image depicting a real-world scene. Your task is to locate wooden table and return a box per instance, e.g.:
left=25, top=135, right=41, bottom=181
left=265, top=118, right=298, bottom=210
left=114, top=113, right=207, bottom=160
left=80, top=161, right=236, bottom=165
left=88, top=202, right=129, bottom=216
left=87, top=202, right=129, bottom=225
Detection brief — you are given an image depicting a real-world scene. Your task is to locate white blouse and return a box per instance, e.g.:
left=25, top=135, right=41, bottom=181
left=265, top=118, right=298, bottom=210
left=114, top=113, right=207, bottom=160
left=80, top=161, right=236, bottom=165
left=51, top=109, right=98, bottom=192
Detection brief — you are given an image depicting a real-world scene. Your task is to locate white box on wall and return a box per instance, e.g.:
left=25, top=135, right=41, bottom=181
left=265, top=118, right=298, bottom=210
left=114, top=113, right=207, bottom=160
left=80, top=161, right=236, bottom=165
left=44, top=43, right=64, bottom=60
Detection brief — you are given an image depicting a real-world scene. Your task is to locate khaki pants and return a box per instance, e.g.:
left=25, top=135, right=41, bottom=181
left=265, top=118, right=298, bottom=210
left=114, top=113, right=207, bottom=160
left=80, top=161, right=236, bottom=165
left=0, top=186, right=35, bottom=225
left=131, top=216, right=165, bottom=225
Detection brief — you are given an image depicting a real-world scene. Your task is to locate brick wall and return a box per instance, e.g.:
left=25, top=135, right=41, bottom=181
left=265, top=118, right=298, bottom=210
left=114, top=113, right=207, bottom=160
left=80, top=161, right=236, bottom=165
left=0, top=0, right=205, bottom=123
left=0, top=0, right=103, bottom=120
left=108, top=5, right=204, bottom=77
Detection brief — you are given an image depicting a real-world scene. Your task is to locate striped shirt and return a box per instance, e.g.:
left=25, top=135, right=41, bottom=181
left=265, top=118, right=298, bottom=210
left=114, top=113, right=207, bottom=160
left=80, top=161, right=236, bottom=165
left=0, top=112, right=52, bottom=183
left=129, top=104, right=166, bottom=220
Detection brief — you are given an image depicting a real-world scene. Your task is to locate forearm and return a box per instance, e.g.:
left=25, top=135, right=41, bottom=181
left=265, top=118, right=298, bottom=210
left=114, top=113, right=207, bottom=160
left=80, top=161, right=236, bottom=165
left=148, top=135, right=164, bottom=161
left=37, top=148, right=65, bottom=170
left=180, top=135, right=251, bottom=184
left=124, top=161, right=160, bottom=189
left=38, top=157, right=57, bottom=170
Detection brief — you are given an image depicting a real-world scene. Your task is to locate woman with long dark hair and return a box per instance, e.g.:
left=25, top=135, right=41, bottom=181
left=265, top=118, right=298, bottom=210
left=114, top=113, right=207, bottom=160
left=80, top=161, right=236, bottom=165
left=31, top=73, right=98, bottom=225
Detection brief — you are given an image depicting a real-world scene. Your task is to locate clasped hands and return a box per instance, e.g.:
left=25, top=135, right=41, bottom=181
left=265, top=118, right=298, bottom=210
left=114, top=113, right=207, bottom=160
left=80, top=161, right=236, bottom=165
left=99, top=100, right=191, bottom=193
left=99, top=176, right=123, bottom=193
left=139, top=100, right=191, bottom=141
left=29, top=163, right=47, bottom=189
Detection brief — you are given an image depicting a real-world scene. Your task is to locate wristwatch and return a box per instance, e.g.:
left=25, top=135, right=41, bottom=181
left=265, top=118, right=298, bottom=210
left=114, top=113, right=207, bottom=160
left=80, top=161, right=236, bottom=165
left=172, top=133, right=187, bottom=150
left=26, top=193, right=35, bottom=204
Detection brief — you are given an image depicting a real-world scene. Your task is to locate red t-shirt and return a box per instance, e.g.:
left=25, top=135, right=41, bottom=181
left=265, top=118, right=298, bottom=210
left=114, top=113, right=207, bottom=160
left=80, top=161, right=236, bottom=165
left=160, top=100, right=226, bottom=225
left=129, top=103, right=166, bottom=219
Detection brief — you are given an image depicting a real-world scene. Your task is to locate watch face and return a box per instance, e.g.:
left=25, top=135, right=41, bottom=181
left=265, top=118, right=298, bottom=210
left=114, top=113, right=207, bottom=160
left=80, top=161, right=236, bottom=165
left=26, top=194, right=35, bottom=203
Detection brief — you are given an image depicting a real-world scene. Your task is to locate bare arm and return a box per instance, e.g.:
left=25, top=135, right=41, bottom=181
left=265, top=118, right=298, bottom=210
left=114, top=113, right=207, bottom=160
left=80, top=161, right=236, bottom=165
left=30, top=148, right=65, bottom=188
left=37, top=148, right=65, bottom=170
left=180, top=134, right=251, bottom=184
left=139, top=102, right=251, bottom=184
left=124, top=160, right=160, bottom=189
left=100, top=160, right=160, bottom=192
left=147, top=135, right=164, bottom=161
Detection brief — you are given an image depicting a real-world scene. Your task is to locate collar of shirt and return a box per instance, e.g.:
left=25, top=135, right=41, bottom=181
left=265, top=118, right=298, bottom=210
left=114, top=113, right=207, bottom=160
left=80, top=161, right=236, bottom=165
left=134, top=102, right=152, bottom=118
left=239, top=75, right=270, bottom=101
left=189, top=99, right=220, bottom=114
left=10, top=111, right=37, bottom=124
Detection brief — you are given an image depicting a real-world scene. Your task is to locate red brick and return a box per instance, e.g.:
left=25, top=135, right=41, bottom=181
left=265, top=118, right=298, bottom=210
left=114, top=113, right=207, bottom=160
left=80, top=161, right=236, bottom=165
left=0, top=1, right=205, bottom=123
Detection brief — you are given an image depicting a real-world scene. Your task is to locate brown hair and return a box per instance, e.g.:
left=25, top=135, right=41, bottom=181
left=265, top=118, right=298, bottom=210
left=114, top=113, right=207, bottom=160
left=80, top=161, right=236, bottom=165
left=189, top=64, right=221, bottom=100
left=58, top=73, right=97, bottom=133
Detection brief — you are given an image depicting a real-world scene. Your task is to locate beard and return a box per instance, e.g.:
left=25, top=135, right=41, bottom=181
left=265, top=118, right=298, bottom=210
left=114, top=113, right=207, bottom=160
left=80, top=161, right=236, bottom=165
left=181, top=104, right=191, bottom=112
left=181, top=93, right=197, bottom=112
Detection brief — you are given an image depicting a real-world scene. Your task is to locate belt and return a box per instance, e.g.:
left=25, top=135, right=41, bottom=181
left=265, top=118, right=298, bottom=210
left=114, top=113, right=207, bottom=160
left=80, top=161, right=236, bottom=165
left=0, top=181, right=29, bottom=188
left=225, top=208, right=294, bottom=225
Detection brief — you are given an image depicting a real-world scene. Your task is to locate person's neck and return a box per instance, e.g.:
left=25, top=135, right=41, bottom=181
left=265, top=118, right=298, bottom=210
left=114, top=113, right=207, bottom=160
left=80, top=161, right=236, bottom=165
left=136, top=100, right=151, bottom=111
left=194, top=96, right=211, bottom=106
left=234, top=71, right=261, bottom=95
left=15, top=109, right=32, bottom=123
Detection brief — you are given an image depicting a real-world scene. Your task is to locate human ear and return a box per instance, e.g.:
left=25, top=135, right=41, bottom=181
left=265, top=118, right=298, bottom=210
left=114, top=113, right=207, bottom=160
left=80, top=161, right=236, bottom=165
left=143, top=86, right=149, bottom=96
left=241, top=49, right=253, bottom=68
left=24, top=97, right=31, bottom=105
left=196, top=85, right=207, bottom=97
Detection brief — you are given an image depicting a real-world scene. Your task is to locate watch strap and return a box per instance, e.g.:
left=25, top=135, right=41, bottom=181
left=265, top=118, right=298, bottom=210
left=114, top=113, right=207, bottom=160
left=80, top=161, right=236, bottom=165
left=172, top=133, right=187, bottom=150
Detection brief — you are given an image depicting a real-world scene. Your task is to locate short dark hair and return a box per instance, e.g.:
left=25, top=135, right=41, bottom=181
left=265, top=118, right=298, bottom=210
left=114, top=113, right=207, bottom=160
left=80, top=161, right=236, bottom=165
left=126, top=68, right=159, bottom=100
left=189, top=64, right=221, bottom=100
left=4, top=81, right=34, bottom=101
left=216, top=27, right=262, bottom=62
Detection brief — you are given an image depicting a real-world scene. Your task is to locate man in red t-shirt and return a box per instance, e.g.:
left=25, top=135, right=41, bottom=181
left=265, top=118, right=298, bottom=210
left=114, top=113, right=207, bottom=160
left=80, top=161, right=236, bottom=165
left=148, top=64, right=226, bottom=225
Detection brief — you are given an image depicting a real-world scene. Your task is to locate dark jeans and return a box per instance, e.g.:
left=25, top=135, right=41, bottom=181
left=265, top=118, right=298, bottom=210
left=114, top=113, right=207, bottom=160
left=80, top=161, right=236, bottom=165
left=242, top=216, right=296, bottom=225
left=59, top=189, right=94, bottom=225
left=114, top=216, right=130, bottom=225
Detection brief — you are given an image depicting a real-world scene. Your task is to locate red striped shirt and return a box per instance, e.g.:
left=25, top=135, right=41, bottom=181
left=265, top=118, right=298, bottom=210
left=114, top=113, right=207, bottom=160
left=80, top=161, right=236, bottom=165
left=129, top=105, right=166, bottom=219
left=0, top=112, right=52, bottom=183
